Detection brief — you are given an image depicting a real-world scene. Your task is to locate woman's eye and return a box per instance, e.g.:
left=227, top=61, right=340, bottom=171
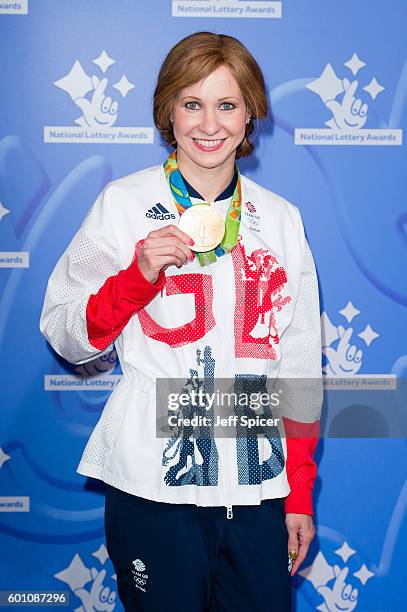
left=221, top=102, right=234, bottom=110
left=185, top=102, right=200, bottom=110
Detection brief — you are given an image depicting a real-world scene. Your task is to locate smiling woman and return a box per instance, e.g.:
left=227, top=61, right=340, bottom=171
left=154, top=31, right=268, bottom=158
left=170, top=65, right=249, bottom=202
left=40, top=30, right=323, bottom=612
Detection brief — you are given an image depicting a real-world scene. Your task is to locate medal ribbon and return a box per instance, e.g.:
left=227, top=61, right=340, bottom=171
left=163, top=150, right=242, bottom=267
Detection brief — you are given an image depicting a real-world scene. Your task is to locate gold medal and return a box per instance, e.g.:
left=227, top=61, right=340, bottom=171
left=178, top=205, right=225, bottom=253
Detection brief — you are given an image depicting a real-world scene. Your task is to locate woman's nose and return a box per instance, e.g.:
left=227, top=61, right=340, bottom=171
left=199, top=109, right=221, bottom=135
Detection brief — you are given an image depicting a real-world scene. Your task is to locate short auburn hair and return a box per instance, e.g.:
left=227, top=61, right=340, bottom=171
left=153, top=31, right=268, bottom=159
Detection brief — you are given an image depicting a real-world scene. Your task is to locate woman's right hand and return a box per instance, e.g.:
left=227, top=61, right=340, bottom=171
left=137, top=224, right=195, bottom=284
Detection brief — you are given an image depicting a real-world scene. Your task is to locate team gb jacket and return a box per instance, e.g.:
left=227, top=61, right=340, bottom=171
left=39, top=163, right=323, bottom=517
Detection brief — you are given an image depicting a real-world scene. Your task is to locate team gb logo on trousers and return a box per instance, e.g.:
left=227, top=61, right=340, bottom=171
left=44, top=50, right=153, bottom=145
left=295, top=53, right=402, bottom=146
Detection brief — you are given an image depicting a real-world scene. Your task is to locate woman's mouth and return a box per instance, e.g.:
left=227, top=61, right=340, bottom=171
left=192, top=138, right=226, bottom=152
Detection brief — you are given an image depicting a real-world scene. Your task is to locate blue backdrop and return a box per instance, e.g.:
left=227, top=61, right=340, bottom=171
left=1, top=1, right=406, bottom=610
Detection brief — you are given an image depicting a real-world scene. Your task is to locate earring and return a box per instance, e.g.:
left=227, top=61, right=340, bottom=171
left=246, top=117, right=251, bottom=125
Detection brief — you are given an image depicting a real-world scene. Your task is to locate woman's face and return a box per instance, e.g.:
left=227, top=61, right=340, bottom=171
left=172, top=64, right=249, bottom=171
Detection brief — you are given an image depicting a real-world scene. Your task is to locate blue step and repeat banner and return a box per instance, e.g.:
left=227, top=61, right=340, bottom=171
left=1, top=1, right=406, bottom=610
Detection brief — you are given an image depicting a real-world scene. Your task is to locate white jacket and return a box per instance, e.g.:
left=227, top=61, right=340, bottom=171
left=39, top=163, right=322, bottom=512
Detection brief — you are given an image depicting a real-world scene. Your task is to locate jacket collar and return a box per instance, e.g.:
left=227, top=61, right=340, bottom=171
left=180, top=167, right=238, bottom=202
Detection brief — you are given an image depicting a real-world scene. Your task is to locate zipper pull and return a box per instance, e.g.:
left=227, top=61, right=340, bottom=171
left=226, top=505, right=233, bottom=519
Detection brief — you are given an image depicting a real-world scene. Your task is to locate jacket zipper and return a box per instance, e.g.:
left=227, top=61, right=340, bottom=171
left=210, top=199, right=236, bottom=521
left=221, top=251, right=236, bottom=520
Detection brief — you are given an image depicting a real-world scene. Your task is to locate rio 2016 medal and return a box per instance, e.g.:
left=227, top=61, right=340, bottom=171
left=178, top=205, right=225, bottom=252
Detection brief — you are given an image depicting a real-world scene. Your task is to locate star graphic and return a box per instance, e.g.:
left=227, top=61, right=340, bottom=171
left=0, top=201, right=10, bottom=222
left=113, top=75, right=135, bottom=98
left=92, top=543, right=109, bottom=565
left=54, top=61, right=93, bottom=101
left=307, top=64, right=344, bottom=104
left=344, top=53, right=366, bottom=76
left=339, top=301, right=361, bottom=323
left=353, top=563, right=375, bottom=585
left=93, top=50, right=115, bottom=74
left=298, top=551, right=335, bottom=588
left=335, top=541, right=357, bottom=562
left=0, top=447, right=11, bottom=468
left=54, top=554, right=92, bottom=591
left=357, top=324, right=379, bottom=346
left=363, top=77, right=385, bottom=100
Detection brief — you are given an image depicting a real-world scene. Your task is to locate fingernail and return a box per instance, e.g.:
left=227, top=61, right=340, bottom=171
left=188, top=238, right=195, bottom=245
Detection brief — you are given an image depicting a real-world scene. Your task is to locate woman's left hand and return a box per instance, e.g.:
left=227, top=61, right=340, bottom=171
left=285, top=513, right=315, bottom=576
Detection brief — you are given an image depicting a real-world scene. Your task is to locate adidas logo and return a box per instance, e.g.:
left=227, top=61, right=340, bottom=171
left=146, top=203, right=176, bottom=220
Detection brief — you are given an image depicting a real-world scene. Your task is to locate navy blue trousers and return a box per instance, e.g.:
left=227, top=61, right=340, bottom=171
left=104, top=484, right=291, bottom=611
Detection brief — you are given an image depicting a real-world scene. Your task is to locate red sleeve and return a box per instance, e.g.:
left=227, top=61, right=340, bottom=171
left=282, top=416, right=320, bottom=516
left=86, top=247, right=166, bottom=350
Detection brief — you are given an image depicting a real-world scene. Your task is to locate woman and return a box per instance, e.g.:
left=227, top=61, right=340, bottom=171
left=40, top=32, right=322, bottom=611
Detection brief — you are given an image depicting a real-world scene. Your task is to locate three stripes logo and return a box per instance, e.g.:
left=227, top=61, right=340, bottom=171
left=146, top=203, right=176, bottom=220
